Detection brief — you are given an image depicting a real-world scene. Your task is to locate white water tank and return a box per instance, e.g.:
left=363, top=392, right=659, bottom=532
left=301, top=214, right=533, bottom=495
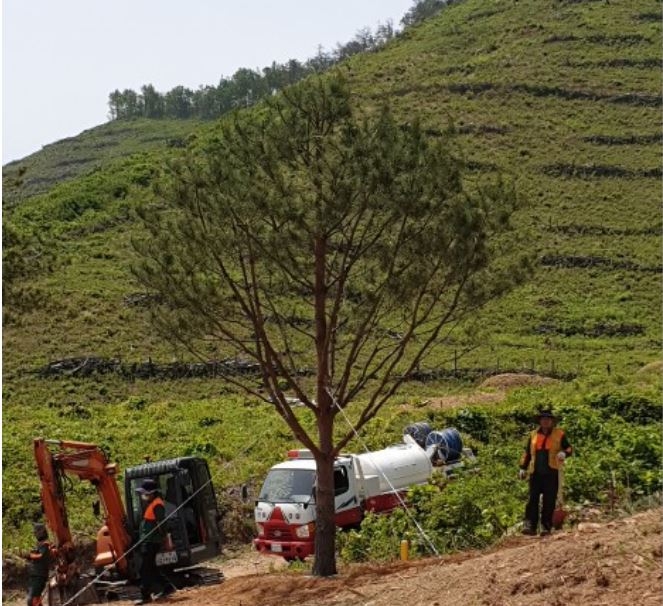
left=354, top=443, right=432, bottom=494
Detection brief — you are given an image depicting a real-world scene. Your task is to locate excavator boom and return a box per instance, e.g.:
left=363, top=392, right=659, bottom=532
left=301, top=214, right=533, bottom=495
left=33, top=438, right=132, bottom=579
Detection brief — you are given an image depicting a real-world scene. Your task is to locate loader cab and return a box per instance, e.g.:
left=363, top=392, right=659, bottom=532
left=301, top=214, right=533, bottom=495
left=125, top=457, right=222, bottom=569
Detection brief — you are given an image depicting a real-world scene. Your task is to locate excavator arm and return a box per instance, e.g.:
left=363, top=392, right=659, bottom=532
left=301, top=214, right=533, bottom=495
left=33, top=438, right=132, bottom=582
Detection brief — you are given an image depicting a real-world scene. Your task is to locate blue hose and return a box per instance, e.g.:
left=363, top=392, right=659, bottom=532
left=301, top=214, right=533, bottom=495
left=403, top=422, right=432, bottom=448
left=425, top=428, right=463, bottom=463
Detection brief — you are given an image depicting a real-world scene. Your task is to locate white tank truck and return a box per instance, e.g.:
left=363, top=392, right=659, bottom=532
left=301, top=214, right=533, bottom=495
left=253, top=424, right=474, bottom=560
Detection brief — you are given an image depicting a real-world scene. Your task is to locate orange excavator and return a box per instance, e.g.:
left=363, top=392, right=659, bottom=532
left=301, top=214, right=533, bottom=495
left=34, top=438, right=223, bottom=605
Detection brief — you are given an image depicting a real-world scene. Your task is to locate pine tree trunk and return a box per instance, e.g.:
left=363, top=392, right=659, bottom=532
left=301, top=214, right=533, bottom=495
left=312, top=407, right=337, bottom=576
left=311, top=233, right=337, bottom=577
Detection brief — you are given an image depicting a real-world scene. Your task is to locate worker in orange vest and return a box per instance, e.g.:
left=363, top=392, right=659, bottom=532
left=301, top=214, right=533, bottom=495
left=25, top=523, right=54, bottom=606
left=519, top=409, right=572, bottom=535
left=134, top=479, right=168, bottom=604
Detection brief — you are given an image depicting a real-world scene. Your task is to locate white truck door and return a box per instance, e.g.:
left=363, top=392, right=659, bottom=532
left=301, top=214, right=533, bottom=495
left=333, top=462, right=358, bottom=513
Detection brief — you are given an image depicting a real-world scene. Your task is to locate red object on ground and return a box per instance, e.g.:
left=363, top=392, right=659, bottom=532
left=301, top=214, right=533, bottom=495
left=553, top=464, right=567, bottom=529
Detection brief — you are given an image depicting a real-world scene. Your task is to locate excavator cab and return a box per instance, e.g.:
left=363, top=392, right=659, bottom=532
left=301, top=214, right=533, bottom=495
left=124, top=457, right=222, bottom=570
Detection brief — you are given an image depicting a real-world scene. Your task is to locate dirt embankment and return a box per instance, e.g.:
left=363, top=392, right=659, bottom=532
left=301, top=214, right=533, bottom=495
left=4, top=509, right=660, bottom=605
left=401, top=372, right=558, bottom=412
left=103, top=508, right=661, bottom=606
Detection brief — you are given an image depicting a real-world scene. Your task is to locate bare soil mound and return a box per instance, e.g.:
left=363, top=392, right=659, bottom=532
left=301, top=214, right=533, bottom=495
left=637, top=360, right=663, bottom=375
left=413, top=390, right=506, bottom=411
left=100, top=508, right=660, bottom=606
left=405, top=373, right=558, bottom=411
left=479, top=372, right=558, bottom=389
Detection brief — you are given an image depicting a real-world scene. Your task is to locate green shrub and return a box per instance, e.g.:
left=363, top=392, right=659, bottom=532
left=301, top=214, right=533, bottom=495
left=183, top=441, right=219, bottom=457
left=451, top=408, right=490, bottom=442
left=586, top=392, right=661, bottom=425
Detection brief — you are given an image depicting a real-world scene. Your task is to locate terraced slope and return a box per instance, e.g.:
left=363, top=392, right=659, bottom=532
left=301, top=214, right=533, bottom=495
left=4, top=0, right=660, bottom=379
left=3, top=119, right=202, bottom=210
left=344, top=0, right=661, bottom=374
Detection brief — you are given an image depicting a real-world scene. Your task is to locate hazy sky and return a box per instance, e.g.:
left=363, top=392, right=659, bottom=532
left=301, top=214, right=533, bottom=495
left=3, top=0, right=414, bottom=164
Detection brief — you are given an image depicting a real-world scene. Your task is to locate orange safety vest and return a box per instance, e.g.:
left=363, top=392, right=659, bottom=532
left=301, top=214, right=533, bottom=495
left=144, top=496, right=165, bottom=521
left=527, top=428, right=565, bottom=474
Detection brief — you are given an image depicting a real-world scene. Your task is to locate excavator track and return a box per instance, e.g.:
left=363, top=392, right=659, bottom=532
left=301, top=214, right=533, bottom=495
left=47, top=574, right=99, bottom=606
left=103, top=581, right=141, bottom=603
left=166, top=565, right=225, bottom=589
left=189, top=566, right=225, bottom=586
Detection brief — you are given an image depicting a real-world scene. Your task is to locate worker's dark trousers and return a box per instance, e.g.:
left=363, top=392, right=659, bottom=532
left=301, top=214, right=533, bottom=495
left=26, top=576, right=47, bottom=606
left=139, top=542, right=163, bottom=600
left=525, top=471, right=559, bottom=531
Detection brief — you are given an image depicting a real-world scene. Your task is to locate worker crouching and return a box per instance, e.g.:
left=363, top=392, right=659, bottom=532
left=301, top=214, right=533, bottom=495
left=518, top=409, right=572, bottom=536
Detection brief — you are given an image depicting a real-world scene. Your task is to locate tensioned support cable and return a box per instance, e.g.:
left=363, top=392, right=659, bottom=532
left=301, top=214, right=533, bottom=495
left=328, top=388, right=439, bottom=557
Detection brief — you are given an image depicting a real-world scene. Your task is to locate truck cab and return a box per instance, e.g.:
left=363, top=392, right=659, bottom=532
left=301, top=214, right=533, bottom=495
left=253, top=451, right=364, bottom=560
left=253, top=443, right=434, bottom=559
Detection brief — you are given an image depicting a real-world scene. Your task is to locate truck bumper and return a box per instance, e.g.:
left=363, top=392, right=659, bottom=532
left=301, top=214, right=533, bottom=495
left=253, top=537, right=314, bottom=559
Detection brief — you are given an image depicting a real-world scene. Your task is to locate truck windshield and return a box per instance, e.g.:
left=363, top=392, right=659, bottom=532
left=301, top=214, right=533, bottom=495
left=258, top=469, right=316, bottom=503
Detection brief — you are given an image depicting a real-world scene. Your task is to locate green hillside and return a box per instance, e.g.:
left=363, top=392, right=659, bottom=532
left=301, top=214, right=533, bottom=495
left=3, top=0, right=661, bottom=554
left=3, top=119, right=202, bottom=210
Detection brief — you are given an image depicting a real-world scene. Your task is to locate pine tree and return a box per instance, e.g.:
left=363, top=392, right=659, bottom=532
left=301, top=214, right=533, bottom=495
left=133, top=73, right=527, bottom=577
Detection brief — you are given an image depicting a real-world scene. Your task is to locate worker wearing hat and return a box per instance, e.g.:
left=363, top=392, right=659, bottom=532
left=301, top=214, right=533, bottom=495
left=25, top=522, right=54, bottom=606
left=519, top=408, right=572, bottom=535
left=134, top=479, right=167, bottom=604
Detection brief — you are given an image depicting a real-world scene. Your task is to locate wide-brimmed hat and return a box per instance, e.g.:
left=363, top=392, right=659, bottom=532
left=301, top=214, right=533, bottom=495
left=135, top=478, right=159, bottom=494
left=536, top=408, right=556, bottom=421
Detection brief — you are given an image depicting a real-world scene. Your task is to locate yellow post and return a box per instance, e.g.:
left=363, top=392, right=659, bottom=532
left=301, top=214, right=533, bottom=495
left=400, top=539, right=409, bottom=561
